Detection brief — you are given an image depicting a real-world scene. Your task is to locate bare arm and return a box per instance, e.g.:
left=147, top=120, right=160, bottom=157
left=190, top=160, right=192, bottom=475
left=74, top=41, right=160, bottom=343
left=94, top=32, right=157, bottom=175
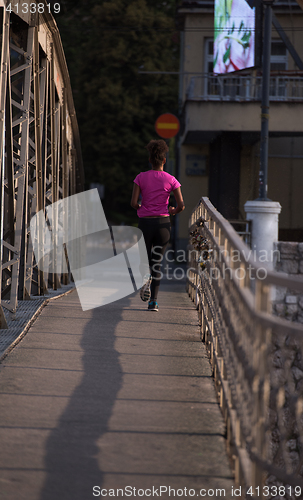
left=130, top=183, right=141, bottom=210
left=169, top=187, right=185, bottom=216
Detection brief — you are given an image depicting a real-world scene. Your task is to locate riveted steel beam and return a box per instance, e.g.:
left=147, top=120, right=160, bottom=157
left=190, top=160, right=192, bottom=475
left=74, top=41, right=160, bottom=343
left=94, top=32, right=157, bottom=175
left=0, top=1, right=84, bottom=325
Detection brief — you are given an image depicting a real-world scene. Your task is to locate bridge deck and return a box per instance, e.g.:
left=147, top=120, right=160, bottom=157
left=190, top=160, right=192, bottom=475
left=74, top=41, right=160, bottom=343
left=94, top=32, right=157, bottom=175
left=0, top=279, right=234, bottom=500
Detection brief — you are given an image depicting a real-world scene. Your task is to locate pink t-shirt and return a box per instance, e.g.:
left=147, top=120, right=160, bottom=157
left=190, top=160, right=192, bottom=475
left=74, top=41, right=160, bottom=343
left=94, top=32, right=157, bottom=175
left=134, top=170, right=181, bottom=217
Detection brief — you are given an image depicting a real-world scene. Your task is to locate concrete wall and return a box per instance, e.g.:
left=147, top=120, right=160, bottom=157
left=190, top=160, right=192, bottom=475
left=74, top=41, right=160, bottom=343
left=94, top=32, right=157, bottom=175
left=267, top=139, right=303, bottom=231
left=238, top=138, right=303, bottom=232
left=272, top=9, right=303, bottom=71
left=182, top=101, right=303, bottom=137
left=239, top=144, right=259, bottom=219
left=272, top=242, right=303, bottom=323
left=181, top=136, right=303, bottom=238
left=181, top=11, right=213, bottom=102
left=177, top=144, right=209, bottom=250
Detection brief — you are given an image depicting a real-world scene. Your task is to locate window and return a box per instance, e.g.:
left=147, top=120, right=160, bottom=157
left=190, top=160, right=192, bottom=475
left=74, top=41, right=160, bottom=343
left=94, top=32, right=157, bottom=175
left=204, top=39, right=219, bottom=96
left=270, top=40, right=288, bottom=71
left=270, top=40, right=288, bottom=98
left=205, top=39, right=214, bottom=74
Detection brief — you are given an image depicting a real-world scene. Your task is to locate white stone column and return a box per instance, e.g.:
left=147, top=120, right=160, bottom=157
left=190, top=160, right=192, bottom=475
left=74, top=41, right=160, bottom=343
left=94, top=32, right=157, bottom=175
left=244, top=200, right=282, bottom=271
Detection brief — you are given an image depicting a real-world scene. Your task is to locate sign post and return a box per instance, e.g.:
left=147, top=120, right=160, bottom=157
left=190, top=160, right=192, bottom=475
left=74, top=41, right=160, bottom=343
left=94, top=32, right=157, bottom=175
left=155, top=113, right=181, bottom=253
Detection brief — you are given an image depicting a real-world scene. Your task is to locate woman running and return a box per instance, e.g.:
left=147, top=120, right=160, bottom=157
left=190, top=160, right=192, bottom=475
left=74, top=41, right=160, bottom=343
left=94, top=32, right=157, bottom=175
left=131, top=139, right=185, bottom=312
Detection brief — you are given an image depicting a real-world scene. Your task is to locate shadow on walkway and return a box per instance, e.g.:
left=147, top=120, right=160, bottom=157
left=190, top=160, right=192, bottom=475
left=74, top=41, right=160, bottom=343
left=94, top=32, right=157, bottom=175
left=39, top=295, right=128, bottom=500
left=0, top=274, right=234, bottom=500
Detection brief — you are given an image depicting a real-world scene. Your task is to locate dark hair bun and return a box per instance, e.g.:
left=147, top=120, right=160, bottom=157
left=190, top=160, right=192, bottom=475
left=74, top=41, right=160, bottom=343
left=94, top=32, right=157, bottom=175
left=146, top=140, right=169, bottom=167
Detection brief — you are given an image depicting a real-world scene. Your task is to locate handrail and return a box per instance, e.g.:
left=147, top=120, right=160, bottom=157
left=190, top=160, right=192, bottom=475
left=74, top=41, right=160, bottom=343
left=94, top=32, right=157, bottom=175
left=189, top=198, right=303, bottom=292
left=187, top=197, right=303, bottom=496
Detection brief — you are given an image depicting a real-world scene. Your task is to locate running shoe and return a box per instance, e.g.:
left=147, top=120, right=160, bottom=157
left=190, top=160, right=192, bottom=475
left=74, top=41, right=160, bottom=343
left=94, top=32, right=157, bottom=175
left=140, top=273, right=152, bottom=302
left=148, top=300, right=159, bottom=312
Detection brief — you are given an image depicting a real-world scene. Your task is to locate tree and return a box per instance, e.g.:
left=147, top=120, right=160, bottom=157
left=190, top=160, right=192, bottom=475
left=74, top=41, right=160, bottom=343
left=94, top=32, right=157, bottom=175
left=57, top=0, right=179, bottom=223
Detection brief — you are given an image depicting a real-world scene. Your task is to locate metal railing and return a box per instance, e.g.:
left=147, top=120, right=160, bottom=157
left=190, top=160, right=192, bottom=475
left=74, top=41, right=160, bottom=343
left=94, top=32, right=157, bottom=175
left=228, top=220, right=251, bottom=247
left=187, top=197, right=303, bottom=498
left=186, top=74, right=303, bottom=102
left=0, top=2, right=84, bottom=326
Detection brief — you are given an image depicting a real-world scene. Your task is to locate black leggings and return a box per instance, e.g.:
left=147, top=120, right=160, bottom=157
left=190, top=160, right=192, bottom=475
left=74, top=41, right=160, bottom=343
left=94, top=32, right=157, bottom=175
left=138, top=216, right=171, bottom=301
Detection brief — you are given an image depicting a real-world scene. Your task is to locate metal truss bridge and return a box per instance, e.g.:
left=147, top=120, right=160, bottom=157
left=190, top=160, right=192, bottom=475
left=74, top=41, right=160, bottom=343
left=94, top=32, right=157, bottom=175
left=0, top=1, right=84, bottom=327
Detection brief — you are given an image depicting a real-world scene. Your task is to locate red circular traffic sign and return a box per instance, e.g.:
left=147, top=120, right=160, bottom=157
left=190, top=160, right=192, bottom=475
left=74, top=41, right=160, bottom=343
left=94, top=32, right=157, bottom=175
left=155, top=113, right=180, bottom=139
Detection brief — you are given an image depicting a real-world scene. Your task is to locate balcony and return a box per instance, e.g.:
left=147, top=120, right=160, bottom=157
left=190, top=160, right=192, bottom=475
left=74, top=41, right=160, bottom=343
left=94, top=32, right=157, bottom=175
left=186, top=73, right=303, bottom=102
left=181, top=73, right=303, bottom=137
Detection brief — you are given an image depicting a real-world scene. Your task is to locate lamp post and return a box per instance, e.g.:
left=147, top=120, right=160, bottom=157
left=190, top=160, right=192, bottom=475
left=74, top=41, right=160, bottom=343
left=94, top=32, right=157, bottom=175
left=258, top=0, right=274, bottom=200
left=244, top=0, right=281, bottom=269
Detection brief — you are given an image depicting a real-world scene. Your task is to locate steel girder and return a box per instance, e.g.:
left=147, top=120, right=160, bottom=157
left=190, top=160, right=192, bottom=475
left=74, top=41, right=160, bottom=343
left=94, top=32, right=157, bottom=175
left=0, top=2, right=84, bottom=327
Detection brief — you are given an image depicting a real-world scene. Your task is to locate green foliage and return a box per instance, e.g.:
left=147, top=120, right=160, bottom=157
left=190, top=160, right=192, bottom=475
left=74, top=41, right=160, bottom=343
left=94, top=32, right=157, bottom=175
left=56, top=0, right=179, bottom=223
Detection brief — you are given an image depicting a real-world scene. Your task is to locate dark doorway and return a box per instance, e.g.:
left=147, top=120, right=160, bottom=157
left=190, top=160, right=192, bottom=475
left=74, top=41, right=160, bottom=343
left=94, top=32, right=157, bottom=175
left=209, top=132, right=241, bottom=220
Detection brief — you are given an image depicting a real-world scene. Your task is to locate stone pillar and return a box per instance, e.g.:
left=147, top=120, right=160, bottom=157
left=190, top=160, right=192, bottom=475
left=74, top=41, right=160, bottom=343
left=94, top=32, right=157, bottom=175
left=244, top=200, right=282, bottom=270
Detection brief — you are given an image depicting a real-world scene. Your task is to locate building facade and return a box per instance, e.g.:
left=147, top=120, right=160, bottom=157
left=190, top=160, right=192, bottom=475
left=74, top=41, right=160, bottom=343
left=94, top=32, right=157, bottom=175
left=176, top=0, right=303, bottom=251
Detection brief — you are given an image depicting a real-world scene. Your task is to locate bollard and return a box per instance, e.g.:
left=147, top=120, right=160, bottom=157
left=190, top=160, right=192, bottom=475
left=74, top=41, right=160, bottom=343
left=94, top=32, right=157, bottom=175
left=244, top=200, right=282, bottom=271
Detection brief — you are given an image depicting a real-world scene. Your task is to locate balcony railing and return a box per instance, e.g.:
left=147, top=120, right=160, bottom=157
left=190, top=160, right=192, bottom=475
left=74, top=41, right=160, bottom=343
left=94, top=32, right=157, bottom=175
left=186, top=74, right=303, bottom=102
